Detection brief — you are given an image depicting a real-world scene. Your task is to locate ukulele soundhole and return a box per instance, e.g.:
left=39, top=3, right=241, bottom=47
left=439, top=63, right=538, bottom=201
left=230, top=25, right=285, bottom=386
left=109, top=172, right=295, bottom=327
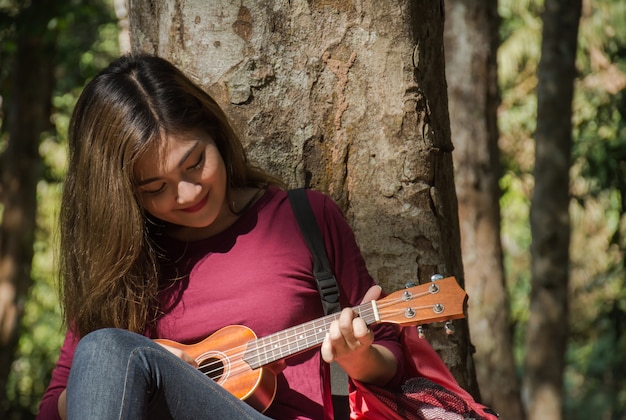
left=197, top=357, right=225, bottom=382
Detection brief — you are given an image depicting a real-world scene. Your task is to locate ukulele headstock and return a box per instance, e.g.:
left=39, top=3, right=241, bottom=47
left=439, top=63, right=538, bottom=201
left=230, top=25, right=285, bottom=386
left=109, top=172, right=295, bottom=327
left=376, top=276, right=467, bottom=327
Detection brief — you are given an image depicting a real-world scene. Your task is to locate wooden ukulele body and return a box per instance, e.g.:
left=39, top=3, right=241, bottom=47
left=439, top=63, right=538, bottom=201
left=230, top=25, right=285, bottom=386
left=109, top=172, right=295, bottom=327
left=156, top=325, right=277, bottom=413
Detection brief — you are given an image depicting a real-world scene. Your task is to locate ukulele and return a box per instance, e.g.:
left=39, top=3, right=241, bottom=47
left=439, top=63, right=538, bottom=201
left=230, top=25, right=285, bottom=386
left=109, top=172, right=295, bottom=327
left=155, top=275, right=467, bottom=413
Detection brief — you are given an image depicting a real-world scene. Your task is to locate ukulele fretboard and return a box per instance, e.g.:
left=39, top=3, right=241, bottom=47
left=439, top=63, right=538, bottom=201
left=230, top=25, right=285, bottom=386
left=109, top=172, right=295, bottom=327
left=243, top=301, right=378, bottom=369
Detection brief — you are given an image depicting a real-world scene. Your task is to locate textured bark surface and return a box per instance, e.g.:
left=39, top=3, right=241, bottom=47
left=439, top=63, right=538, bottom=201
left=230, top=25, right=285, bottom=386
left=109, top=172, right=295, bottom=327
left=526, top=0, right=581, bottom=419
left=129, top=0, right=478, bottom=393
left=444, top=1, right=523, bottom=418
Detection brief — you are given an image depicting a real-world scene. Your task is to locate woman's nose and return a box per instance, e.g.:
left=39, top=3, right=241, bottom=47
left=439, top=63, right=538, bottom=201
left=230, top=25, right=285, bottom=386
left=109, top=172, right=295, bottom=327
left=176, top=180, right=201, bottom=204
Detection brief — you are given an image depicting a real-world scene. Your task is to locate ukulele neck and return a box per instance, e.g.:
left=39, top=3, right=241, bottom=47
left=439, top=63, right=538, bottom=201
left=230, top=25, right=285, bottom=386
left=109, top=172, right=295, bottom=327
left=243, top=301, right=378, bottom=369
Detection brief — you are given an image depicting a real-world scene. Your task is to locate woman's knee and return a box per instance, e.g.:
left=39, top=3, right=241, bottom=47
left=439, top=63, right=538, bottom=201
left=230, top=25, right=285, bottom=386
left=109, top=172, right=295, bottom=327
left=74, top=328, right=151, bottom=364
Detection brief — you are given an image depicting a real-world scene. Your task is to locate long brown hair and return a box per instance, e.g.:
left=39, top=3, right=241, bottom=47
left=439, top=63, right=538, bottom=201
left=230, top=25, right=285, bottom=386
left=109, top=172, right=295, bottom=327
left=60, top=53, right=281, bottom=337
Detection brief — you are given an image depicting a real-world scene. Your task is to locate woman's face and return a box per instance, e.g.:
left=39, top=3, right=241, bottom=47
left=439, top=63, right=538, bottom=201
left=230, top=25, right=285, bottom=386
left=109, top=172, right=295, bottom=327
left=134, top=129, right=229, bottom=237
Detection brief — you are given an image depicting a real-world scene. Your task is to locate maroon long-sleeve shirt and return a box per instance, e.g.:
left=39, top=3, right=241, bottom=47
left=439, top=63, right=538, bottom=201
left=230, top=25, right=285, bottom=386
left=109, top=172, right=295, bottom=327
left=38, top=188, right=403, bottom=420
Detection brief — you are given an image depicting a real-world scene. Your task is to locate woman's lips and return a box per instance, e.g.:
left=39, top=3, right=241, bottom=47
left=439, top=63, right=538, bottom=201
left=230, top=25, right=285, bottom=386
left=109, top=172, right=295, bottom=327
left=180, top=192, right=209, bottom=213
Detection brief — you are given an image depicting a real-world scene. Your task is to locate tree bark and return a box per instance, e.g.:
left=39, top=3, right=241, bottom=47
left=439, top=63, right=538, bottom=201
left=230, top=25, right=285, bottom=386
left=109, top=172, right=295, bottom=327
left=444, top=1, right=524, bottom=418
left=129, top=0, right=479, bottom=395
left=0, top=0, right=57, bottom=401
left=525, top=0, right=581, bottom=419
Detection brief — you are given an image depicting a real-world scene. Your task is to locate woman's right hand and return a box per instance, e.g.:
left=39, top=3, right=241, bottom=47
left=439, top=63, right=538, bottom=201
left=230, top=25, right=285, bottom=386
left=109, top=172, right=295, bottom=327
left=58, top=389, right=67, bottom=419
left=155, top=341, right=198, bottom=368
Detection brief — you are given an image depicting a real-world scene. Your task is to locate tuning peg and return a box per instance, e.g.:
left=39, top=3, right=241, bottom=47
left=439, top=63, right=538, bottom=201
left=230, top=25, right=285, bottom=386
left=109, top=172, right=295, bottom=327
left=405, top=281, right=417, bottom=288
left=430, top=274, right=444, bottom=282
left=417, top=325, right=426, bottom=339
left=444, top=321, right=455, bottom=335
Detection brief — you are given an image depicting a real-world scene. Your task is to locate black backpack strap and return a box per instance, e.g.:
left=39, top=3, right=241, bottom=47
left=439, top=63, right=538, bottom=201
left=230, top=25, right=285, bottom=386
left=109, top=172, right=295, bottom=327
left=288, top=188, right=341, bottom=315
left=288, top=189, right=349, bottom=410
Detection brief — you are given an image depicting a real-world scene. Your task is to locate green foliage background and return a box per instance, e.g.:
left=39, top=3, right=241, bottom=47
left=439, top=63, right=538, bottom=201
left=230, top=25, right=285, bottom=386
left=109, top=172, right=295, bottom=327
left=0, top=0, right=120, bottom=418
left=499, top=0, right=626, bottom=418
left=0, top=0, right=625, bottom=419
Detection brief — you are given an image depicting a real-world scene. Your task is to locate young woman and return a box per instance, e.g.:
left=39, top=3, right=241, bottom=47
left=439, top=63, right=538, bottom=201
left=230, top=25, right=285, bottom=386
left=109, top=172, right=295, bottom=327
left=37, top=53, right=403, bottom=420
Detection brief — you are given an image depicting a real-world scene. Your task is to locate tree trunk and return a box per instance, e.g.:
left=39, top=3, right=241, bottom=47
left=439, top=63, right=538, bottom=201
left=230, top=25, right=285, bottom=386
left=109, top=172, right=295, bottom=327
left=0, top=0, right=57, bottom=401
left=129, top=0, right=479, bottom=395
left=444, top=1, right=524, bottom=418
left=525, top=0, right=581, bottom=419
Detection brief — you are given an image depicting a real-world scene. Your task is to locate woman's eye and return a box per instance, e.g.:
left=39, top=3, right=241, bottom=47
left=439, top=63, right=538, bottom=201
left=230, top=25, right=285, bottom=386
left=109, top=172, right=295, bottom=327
left=190, top=151, right=205, bottom=170
left=144, top=183, right=166, bottom=195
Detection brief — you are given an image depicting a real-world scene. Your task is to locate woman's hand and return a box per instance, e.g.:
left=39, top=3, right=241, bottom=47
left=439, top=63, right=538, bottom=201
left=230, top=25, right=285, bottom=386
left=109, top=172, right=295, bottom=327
left=320, top=285, right=397, bottom=386
left=58, top=389, right=67, bottom=419
left=321, top=285, right=380, bottom=363
left=155, top=342, right=198, bottom=368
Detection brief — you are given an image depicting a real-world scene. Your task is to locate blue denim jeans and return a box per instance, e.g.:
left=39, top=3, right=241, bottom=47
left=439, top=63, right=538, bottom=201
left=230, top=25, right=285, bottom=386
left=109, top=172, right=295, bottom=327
left=66, top=328, right=271, bottom=420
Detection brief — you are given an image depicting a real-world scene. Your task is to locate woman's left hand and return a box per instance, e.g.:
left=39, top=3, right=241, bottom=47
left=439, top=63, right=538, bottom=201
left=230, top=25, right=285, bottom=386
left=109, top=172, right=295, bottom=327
left=321, top=285, right=381, bottom=364
left=320, top=284, right=397, bottom=385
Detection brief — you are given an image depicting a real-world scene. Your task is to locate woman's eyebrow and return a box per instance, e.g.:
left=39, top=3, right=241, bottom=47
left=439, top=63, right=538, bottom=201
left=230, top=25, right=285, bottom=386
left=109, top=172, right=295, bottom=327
left=177, top=140, right=201, bottom=167
left=136, top=141, right=201, bottom=186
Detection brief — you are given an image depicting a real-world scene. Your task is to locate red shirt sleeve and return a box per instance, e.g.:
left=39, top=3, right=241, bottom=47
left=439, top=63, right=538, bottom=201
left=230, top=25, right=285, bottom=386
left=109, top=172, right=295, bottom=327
left=37, top=328, right=79, bottom=420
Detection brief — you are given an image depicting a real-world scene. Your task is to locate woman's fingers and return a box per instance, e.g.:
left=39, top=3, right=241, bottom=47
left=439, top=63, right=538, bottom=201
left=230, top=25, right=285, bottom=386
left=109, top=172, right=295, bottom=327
left=322, top=285, right=382, bottom=363
left=155, top=342, right=198, bottom=368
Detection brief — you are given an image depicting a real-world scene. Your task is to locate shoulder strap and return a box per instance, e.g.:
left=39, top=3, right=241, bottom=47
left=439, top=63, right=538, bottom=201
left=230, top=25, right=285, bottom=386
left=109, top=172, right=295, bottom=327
left=287, top=188, right=341, bottom=315
left=288, top=189, right=350, bottom=404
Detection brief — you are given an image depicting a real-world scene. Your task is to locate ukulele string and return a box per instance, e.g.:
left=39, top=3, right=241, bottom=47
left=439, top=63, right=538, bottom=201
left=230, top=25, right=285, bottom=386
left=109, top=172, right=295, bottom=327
left=196, top=321, right=334, bottom=380
left=375, top=290, right=436, bottom=315
left=196, top=314, right=343, bottom=380
left=196, top=291, right=436, bottom=380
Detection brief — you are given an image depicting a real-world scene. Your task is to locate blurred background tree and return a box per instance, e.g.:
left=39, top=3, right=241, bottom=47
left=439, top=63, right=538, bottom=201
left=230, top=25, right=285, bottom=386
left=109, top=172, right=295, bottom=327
left=499, top=0, right=626, bottom=418
left=444, top=1, right=524, bottom=418
left=0, top=0, right=624, bottom=419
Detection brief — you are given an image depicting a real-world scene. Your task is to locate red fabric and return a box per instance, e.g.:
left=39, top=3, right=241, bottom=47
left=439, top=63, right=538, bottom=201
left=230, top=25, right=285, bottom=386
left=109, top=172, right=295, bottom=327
left=349, top=327, right=498, bottom=420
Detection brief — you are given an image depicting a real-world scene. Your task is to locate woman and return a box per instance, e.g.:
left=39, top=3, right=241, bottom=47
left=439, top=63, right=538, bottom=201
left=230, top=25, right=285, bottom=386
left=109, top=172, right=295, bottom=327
left=37, top=53, right=403, bottom=420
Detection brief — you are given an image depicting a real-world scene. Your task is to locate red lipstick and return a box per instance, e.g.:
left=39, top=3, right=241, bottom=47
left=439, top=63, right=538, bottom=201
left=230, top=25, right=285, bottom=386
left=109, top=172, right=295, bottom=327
left=180, top=192, right=209, bottom=213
